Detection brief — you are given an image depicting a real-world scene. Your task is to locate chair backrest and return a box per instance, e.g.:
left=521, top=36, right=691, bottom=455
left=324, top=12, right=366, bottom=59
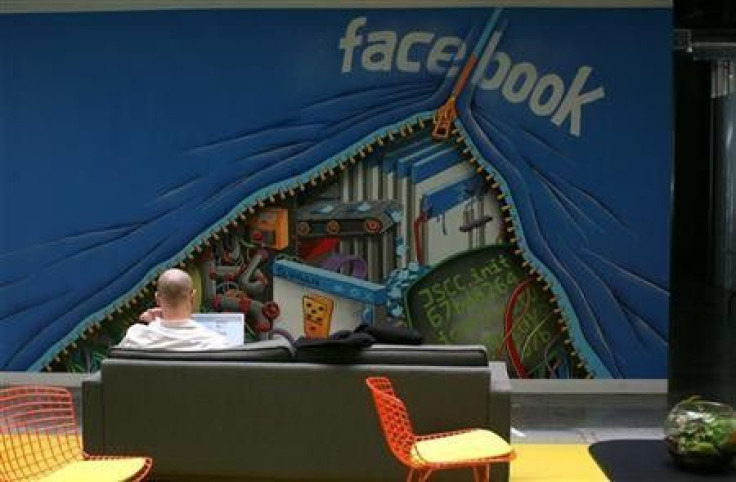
left=0, top=386, right=83, bottom=481
left=365, top=376, right=417, bottom=467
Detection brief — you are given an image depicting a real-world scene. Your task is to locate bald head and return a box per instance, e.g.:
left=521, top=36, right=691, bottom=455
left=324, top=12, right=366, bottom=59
left=155, top=269, right=194, bottom=312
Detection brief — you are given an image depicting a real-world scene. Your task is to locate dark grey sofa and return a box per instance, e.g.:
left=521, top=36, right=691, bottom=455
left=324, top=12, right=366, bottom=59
left=82, top=341, right=511, bottom=481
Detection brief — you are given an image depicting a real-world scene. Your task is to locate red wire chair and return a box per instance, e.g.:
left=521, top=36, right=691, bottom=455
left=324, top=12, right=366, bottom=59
left=366, top=377, right=515, bottom=482
left=0, top=385, right=152, bottom=481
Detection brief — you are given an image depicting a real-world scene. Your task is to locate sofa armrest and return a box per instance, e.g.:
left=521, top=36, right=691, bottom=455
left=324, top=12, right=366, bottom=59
left=82, top=372, right=104, bottom=454
left=488, top=361, right=511, bottom=440
left=488, top=362, right=512, bottom=482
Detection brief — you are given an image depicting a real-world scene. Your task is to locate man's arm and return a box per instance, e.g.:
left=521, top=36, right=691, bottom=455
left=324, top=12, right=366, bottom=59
left=139, top=307, right=163, bottom=322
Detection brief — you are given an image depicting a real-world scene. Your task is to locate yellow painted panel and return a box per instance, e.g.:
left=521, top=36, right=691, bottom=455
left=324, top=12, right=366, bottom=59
left=512, top=444, right=608, bottom=482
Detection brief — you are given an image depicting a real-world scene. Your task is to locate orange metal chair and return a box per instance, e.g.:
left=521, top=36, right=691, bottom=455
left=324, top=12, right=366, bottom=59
left=365, top=376, right=515, bottom=482
left=0, top=385, right=152, bottom=481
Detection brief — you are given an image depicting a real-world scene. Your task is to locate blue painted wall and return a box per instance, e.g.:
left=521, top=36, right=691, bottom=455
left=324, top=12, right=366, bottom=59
left=0, top=6, right=671, bottom=375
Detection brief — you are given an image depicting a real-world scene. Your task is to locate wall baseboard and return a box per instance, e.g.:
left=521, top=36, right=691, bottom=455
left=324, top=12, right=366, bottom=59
left=512, top=379, right=668, bottom=394
left=1, top=372, right=668, bottom=394
left=0, top=372, right=87, bottom=388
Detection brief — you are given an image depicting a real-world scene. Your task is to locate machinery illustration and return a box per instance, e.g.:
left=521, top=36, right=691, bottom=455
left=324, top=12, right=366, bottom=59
left=296, top=200, right=400, bottom=238
left=302, top=293, right=335, bottom=339
left=272, top=259, right=388, bottom=339
left=247, top=207, right=290, bottom=250
left=200, top=235, right=281, bottom=339
left=296, top=200, right=402, bottom=283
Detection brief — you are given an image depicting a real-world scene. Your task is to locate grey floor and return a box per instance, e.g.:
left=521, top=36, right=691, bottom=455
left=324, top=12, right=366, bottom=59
left=511, top=393, right=668, bottom=444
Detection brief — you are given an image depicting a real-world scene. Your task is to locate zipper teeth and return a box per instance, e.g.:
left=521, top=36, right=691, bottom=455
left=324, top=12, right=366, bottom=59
left=45, top=118, right=427, bottom=371
left=449, top=123, right=594, bottom=379
left=47, top=116, right=592, bottom=378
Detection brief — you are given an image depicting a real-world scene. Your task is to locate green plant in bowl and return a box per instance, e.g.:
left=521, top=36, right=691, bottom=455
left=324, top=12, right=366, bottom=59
left=665, top=397, right=736, bottom=472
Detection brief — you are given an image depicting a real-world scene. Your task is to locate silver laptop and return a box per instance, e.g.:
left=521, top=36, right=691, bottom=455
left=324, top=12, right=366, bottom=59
left=191, top=312, right=245, bottom=346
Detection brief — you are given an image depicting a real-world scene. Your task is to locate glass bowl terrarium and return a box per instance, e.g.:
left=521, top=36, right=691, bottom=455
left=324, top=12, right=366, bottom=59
left=665, top=397, right=736, bottom=472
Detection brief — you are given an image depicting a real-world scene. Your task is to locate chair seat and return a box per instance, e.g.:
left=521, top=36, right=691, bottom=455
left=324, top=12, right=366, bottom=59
left=39, top=458, right=149, bottom=482
left=410, top=429, right=512, bottom=465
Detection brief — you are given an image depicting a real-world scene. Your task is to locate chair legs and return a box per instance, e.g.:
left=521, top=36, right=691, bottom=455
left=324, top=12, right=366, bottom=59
left=406, top=468, right=433, bottom=482
left=473, top=464, right=490, bottom=482
left=409, top=466, right=489, bottom=482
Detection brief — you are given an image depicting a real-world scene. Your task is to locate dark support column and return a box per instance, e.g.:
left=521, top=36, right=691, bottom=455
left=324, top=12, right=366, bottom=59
left=670, top=0, right=736, bottom=408
left=709, top=76, right=736, bottom=401
left=669, top=55, right=736, bottom=407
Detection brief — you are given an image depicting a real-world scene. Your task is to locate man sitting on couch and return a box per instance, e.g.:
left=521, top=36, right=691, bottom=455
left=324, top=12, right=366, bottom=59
left=117, top=268, right=233, bottom=350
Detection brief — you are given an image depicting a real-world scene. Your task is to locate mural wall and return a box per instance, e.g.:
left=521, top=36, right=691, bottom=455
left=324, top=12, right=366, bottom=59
left=0, top=4, right=672, bottom=377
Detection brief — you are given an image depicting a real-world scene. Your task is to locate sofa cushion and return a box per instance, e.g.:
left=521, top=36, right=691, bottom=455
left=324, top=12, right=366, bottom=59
left=295, top=343, right=488, bottom=366
left=108, top=338, right=294, bottom=362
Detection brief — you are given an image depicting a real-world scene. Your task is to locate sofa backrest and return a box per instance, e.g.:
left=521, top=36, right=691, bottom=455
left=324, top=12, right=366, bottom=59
left=108, top=339, right=489, bottom=367
left=108, top=338, right=294, bottom=362
left=294, top=343, right=489, bottom=366
left=92, top=356, right=493, bottom=481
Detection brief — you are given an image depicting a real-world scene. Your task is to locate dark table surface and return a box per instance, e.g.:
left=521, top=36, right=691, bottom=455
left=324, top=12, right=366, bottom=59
left=589, top=439, right=736, bottom=481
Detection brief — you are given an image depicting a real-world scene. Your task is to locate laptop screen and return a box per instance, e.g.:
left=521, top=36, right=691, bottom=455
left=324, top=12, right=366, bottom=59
left=191, top=313, right=245, bottom=346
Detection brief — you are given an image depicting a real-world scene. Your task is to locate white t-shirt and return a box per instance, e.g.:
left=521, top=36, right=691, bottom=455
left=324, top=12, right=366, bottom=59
left=117, top=318, right=233, bottom=351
